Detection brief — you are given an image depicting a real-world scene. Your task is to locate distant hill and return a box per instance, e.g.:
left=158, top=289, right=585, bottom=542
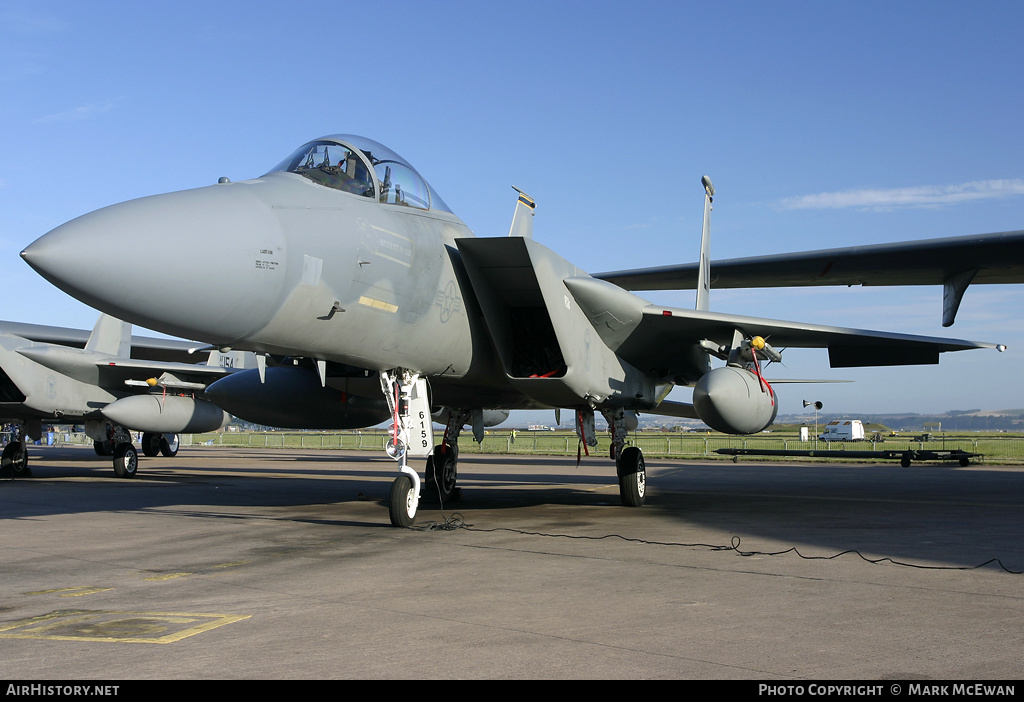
left=519, top=409, right=1024, bottom=433
left=774, top=410, right=1024, bottom=432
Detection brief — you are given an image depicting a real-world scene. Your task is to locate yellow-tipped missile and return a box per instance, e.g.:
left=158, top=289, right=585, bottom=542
left=748, top=336, right=782, bottom=363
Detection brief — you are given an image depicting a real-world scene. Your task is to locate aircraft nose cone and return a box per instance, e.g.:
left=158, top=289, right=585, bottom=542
left=22, top=184, right=287, bottom=343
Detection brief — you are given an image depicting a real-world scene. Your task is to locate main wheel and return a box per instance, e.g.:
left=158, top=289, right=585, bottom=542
left=160, top=434, right=179, bottom=457
left=617, top=446, right=646, bottom=507
left=2, top=441, right=29, bottom=477
left=94, top=439, right=114, bottom=456
left=389, top=474, right=418, bottom=527
left=141, top=432, right=161, bottom=457
left=424, top=444, right=457, bottom=500
left=112, top=443, right=138, bottom=478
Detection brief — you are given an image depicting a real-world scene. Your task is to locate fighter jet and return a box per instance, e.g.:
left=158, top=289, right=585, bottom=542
left=0, top=313, right=242, bottom=478
left=21, top=135, right=1007, bottom=526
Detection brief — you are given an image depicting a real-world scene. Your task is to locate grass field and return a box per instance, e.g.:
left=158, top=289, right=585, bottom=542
left=177, top=428, right=1024, bottom=464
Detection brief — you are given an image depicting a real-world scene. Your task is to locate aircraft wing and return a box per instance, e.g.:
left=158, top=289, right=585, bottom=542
left=564, top=276, right=1002, bottom=384
left=98, top=358, right=240, bottom=390
left=593, top=230, right=1024, bottom=326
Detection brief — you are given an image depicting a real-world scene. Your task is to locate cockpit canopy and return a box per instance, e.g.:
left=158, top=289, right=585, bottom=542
left=268, top=135, right=452, bottom=213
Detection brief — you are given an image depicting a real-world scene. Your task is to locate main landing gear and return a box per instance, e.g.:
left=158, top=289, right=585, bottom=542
left=89, top=420, right=179, bottom=478
left=599, top=408, right=646, bottom=507
left=425, top=442, right=459, bottom=501
left=1, top=424, right=30, bottom=478
left=616, top=446, right=646, bottom=507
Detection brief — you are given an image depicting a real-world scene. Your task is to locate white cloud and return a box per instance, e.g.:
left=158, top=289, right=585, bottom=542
left=34, top=100, right=116, bottom=124
left=780, top=179, right=1024, bottom=211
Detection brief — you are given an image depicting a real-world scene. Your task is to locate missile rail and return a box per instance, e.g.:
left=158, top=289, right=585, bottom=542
left=716, top=447, right=982, bottom=467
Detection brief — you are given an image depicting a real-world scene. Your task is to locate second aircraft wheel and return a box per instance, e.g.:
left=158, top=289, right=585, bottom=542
left=141, top=432, right=161, bottom=457
left=389, top=474, right=418, bottom=527
left=2, top=441, right=30, bottom=477
left=112, top=443, right=139, bottom=478
left=616, top=446, right=646, bottom=507
left=424, top=444, right=458, bottom=500
left=160, top=434, right=180, bottom=457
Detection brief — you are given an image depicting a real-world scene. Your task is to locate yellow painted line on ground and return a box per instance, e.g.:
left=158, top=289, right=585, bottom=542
left=142, top=572, right=192, bottom=581
left=25, top=587, right=113, bottom=597
left=0, top=609, right=251, bottom=643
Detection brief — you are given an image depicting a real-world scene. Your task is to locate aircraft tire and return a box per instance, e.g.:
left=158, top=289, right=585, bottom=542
left=112, top=443, right=139, bottom=478
left=617, top=446, right=646, bottom=507
left=424, top=444, right=457, bottom=500
left=389, top=474, right=418, bottom=527
left=142, top=433, right=161, bottom=457
left=160, top=434, right=179, bottom=457
left=2, top=441, right=30, bottom=477
left=94, top=440, right=113, bottom=456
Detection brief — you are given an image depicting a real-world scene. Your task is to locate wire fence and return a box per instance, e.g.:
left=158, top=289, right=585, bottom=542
left=177, top=431, right=1024, bottom=463
left=17, top=430, right=1024, bottom=463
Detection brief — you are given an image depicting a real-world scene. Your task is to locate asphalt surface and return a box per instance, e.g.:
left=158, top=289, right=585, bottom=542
left=2, top=444, right=1022, bottom=680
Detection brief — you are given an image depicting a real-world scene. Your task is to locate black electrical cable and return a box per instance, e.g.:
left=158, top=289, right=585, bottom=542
left=409, top=508, right=1023, bottom=574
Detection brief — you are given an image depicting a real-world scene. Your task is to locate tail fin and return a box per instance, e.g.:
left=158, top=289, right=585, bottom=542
left=85, top=314, right=131, bottom=357
left=695, top=175, right=714, bottom=312
left=507, top=186, right=536, bottom=239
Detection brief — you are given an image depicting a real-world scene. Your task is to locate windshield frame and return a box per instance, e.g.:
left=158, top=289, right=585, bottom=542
left=267, top=134, right=453, bottom=214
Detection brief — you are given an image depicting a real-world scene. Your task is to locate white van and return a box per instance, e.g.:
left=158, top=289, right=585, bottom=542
left=819, top=420, right=866, bottom=441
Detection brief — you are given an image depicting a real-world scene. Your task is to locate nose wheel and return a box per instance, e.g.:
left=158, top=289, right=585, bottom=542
left=389, top=473, right=419, bottom=527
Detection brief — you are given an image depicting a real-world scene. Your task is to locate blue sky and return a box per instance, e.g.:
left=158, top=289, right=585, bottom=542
left=1, top=1, right=1023, bottom=418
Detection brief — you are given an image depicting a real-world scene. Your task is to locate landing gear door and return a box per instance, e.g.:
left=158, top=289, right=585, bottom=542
left=406, top=376, right=434, bottom=457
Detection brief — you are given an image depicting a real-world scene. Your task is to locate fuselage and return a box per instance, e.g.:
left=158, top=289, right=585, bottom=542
left=22, top=135, right=553, bottom=411
left=25, top=136, right=481, bottom=373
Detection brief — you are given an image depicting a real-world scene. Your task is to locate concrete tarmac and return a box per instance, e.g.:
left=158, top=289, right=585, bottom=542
left=2, top=444, right=1022, bottom=680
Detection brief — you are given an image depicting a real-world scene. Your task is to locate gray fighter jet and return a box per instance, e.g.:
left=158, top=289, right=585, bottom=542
left=21, top=135, right=1008, bottom=526
left=0, top=313, right=240, bottom=478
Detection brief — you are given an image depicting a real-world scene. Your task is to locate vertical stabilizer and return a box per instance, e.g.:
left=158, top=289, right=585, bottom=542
left=695, top=176, right=714, bottom=312
left=85, top=314, right=131, bottom=357
left=507, top=187, right=536, bottom=239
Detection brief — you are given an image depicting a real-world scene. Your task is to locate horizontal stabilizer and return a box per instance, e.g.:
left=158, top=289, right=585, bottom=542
left=0, top=318, right=205, bottom=363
